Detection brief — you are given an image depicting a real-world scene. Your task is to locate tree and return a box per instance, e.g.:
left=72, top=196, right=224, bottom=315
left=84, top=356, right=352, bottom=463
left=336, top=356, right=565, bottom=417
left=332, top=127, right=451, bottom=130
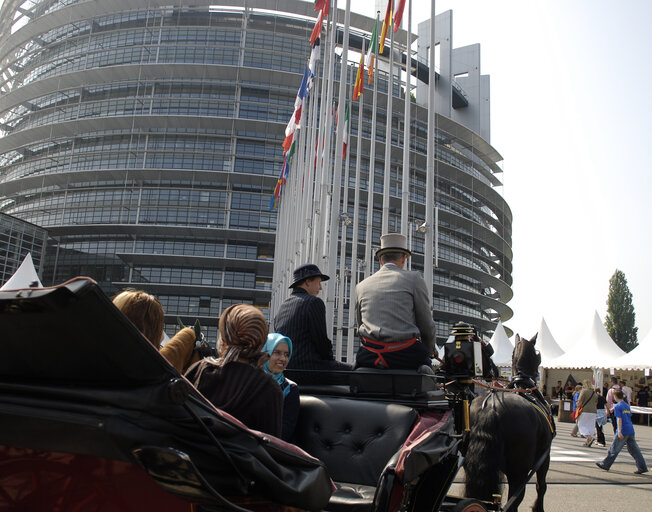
left=604, top=269, right=638, bottom=353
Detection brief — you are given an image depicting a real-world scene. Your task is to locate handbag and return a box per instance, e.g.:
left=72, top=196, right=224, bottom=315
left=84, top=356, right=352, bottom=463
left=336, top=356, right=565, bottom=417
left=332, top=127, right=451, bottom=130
left=571, top=405, right=583, bottom=421
left=571, top=390, right=594, bottom=420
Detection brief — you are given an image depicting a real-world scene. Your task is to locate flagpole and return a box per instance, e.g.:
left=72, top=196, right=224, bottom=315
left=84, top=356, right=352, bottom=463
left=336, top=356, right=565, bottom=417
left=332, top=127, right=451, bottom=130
left=297, top=41, right=321, bottom=265
left=401, top=0, right=411, bottom=236
left=315, top=0, right=338, bottom=266
left=381, top=0, right=394, bottom=234
left=425, top=0, right=436, bottom=301
left=364, top=12, right=381, bottom=278
left=326, top=0, right=352, bottom=349
left=336, top=95, right=353, bottom=360
left=304, top=76, right=321, bottom=261
left=348, top=65, right=366, bottom=362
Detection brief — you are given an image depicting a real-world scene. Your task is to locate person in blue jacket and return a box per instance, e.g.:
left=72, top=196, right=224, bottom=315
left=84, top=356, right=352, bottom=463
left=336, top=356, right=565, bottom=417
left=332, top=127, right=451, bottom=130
left=263, top=333, right=300, bottom=442
left=596, top=389, right=648, bottom=474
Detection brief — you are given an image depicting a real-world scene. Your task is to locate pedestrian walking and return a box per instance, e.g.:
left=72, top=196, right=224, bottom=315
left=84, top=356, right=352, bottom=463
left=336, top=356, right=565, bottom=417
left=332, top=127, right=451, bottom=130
left=596, top=389, right=648, bottom=474
left=595, top=388, right=607, bottom=447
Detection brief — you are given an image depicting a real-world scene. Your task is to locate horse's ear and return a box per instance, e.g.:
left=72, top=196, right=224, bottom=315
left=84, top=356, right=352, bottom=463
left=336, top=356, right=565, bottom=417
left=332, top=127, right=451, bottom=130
left=530, top=333, right=538, bottom=345
left=515, top=333, right=522, bottom=344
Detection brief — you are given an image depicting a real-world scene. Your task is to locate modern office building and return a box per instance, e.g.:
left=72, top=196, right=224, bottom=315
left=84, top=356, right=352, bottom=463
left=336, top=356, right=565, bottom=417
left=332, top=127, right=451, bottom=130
left=0, top=212, right=47, bottom=286
left=0, top=0, right=512, bottom=346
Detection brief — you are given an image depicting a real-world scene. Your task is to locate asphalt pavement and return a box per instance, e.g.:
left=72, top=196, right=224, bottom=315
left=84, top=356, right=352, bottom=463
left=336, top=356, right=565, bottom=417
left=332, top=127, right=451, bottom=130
left=448, top=419, right=652, bottom=511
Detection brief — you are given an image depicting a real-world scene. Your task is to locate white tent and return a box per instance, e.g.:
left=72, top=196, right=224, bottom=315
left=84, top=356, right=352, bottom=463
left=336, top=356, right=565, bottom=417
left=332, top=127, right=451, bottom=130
left=612, top=329, right=652, bottom=369
left=489, top=320, right=514, bottom=367
left=537, top=317, right=565, bottom=366
left=545, top=311, right=625, bottom=369
left=0, top=253, right=43, bottom=290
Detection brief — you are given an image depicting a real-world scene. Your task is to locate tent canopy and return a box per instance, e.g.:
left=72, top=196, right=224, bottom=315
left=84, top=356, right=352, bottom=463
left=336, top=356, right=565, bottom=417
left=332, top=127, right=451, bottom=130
left=544, top=311, right=625, bottom=369
left=0, top=253, right=42, bottom=290
left=489, top=320, right=514, bottom=367
left=612, top=329, right=652, bottom=370
left=537, top=317, right=565, bottom=366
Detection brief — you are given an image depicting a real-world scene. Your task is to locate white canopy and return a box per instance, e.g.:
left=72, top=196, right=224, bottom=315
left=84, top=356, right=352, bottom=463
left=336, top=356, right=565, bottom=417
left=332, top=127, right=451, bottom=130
left=612, top=329, right=652, bottom=369
left=0, top=253, right=43, bottom=290
left=537, top=317, right=565, bottom=366
left=545, top=311, right=625, bottom=368
left=489, top=320, right=514, bottom=367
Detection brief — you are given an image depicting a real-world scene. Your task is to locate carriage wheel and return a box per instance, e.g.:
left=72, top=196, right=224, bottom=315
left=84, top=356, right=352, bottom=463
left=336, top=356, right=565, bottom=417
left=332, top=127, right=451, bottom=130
left=451, top=498, right=488, bottom=512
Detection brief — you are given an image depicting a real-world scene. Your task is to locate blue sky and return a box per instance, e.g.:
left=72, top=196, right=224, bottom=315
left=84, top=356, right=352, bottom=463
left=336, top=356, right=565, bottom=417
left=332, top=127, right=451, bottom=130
left=350, top=0, right=652, bottom=348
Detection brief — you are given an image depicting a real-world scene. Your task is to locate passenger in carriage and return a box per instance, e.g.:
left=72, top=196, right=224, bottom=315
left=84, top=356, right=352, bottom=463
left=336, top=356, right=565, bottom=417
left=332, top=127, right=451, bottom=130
left=273, top=264, right=353, bottom=381
left=185, top=304, right=283, bottom=436
left=354, top=233, right=436, bottom=370
left=263, top=333, right=300, bottom=441
left=112, top=289, right=198, bottom=372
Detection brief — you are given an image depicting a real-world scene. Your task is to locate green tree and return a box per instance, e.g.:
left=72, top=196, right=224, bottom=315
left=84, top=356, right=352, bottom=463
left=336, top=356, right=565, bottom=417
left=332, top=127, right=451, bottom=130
left=605, top=269, right=638, bottom=352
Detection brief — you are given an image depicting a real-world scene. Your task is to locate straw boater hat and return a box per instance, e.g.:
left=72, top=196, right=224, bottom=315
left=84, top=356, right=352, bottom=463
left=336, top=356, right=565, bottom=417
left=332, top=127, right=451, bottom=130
left=289, top=263, right=330, bottom=288
left=375, top=233, right=412, bottom=259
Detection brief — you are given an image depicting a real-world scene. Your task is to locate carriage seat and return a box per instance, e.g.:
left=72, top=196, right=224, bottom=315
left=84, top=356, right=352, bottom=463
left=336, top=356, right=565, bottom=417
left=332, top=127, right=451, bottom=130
left=349, top=367, right=437, bottom=397
left=293, top=396, right=417, bottom=512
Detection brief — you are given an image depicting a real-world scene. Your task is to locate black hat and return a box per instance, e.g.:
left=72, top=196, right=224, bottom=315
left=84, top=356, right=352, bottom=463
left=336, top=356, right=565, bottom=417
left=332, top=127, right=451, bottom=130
left=290, top=264, right=330, bottom=288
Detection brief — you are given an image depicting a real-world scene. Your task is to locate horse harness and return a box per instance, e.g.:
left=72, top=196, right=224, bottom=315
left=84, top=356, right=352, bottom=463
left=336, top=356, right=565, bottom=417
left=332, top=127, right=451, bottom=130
left=481, top=375, right=556, bottom=436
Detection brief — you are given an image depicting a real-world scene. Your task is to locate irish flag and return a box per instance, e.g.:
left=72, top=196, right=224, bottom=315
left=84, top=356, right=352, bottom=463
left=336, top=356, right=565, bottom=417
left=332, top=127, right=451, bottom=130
left=365, top=17, right=378, bottom=85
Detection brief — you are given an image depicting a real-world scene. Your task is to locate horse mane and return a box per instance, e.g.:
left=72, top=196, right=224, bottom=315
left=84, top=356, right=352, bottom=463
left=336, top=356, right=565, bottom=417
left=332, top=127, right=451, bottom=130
left=512, top=333, right=540, bottom=380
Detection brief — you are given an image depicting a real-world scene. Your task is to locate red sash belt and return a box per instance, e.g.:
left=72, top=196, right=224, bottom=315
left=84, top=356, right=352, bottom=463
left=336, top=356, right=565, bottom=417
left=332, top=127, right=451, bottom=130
left=360, top=336, right=418, bottom=369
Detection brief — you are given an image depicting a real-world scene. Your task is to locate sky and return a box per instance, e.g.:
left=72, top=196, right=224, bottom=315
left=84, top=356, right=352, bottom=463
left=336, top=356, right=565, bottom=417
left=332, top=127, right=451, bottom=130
left=349, top=0, right=652, bottom=349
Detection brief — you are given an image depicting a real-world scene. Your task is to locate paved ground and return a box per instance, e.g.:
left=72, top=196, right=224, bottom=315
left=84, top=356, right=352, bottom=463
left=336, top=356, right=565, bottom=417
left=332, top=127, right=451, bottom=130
left=447, top=419, right=652, bottom=511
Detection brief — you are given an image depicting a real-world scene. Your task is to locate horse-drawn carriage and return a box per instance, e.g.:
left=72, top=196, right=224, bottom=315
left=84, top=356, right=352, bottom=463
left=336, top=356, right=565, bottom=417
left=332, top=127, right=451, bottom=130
left=0, top=278, right=551, bottom=512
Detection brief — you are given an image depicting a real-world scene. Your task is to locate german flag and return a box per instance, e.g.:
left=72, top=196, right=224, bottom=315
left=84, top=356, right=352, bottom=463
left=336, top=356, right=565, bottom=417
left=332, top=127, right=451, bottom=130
left=379, top=0, right=392, bottom=55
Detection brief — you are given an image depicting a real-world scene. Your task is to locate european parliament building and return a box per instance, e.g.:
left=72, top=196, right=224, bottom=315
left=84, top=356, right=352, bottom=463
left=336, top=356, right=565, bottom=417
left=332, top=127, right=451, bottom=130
left=0, top=0, right=513, bottom=346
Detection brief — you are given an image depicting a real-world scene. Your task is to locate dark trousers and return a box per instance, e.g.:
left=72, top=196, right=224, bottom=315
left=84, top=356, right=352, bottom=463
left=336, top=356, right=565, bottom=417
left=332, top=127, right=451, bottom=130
left=356, top=339, right=431, bottom=370
left=595, top=422, right=606, bottom=445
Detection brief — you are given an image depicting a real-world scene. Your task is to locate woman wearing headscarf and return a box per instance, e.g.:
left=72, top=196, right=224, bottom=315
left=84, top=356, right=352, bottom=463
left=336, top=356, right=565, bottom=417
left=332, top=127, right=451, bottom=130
left=263, top=333, right=299, bottom=441
left=185, top=304, right=282, bottom=437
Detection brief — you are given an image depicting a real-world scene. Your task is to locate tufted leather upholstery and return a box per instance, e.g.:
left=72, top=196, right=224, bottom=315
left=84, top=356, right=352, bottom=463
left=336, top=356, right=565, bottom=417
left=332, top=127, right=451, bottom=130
left=294, top=396, right=418, bottom=511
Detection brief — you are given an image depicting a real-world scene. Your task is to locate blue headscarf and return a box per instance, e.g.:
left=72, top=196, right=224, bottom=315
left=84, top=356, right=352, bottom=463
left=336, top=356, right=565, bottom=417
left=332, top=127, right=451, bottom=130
left=263, top=333, right=293, bottom=398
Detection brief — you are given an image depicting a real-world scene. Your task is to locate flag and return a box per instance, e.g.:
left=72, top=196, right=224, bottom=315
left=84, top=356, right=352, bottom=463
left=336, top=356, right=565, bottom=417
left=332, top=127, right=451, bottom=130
left=393, top=0, right=406, bottom=32
left=271, top=140, right=296, bottom=209
left=307, top=38, right=320, bottom=92
left=365, top=17, right=378, bottom=85
left=283, top=67, right=309, bottom=153
left=379, top=0, right=392, bottom=54
left=342, top=103, right=349, bottom=158
left=310, top=9, right=324, bottom=46
left=353, top=45, right=364, bottom=101
left=314, top=0, right=330, bottom=16
left=282, top=131, right=294, bottom=154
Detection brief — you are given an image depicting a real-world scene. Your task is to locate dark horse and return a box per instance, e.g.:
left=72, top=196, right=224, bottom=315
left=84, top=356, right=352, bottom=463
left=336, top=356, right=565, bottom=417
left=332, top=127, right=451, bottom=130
left=463, top=334, right=555, bottom=512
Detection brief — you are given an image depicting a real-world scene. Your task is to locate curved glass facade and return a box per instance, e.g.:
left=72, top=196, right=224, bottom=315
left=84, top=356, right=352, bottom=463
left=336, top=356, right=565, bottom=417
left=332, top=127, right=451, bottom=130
left=0, top=0, right=512, bottom=345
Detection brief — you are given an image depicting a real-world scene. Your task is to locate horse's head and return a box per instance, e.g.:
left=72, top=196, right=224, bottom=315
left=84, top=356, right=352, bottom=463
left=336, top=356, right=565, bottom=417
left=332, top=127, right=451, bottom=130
left=512, top=333, right=540, bottom=380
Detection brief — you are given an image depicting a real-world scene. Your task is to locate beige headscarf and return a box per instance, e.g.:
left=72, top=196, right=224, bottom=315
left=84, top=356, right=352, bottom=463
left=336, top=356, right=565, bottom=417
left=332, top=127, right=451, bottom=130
left=216, top=304, right=269, bottom=368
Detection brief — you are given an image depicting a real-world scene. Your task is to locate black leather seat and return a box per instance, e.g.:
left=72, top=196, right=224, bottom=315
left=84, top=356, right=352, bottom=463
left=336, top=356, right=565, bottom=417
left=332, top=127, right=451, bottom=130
left=294, top=396, right=418, bottom=512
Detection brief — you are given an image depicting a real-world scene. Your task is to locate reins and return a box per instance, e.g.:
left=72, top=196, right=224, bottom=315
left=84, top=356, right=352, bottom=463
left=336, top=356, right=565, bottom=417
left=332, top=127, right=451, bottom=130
left=471, top=378, right=539, bottom=394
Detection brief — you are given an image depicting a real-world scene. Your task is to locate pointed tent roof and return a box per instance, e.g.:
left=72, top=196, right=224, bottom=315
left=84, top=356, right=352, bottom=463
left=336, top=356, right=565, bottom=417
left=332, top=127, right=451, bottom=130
left=544, top=311, right=625, bottom=368
left=489, top=320, right=514, bottom=367
left=0, top=253, right=43, bottom=290
left=537, top=317, right=565, bottom=366
left=612, top=329, right=652, bottom=369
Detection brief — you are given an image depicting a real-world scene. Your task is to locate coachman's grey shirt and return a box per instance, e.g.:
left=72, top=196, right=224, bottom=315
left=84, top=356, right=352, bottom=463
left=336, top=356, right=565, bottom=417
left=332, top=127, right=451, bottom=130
left=355, top=264, right=436, bottom=352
